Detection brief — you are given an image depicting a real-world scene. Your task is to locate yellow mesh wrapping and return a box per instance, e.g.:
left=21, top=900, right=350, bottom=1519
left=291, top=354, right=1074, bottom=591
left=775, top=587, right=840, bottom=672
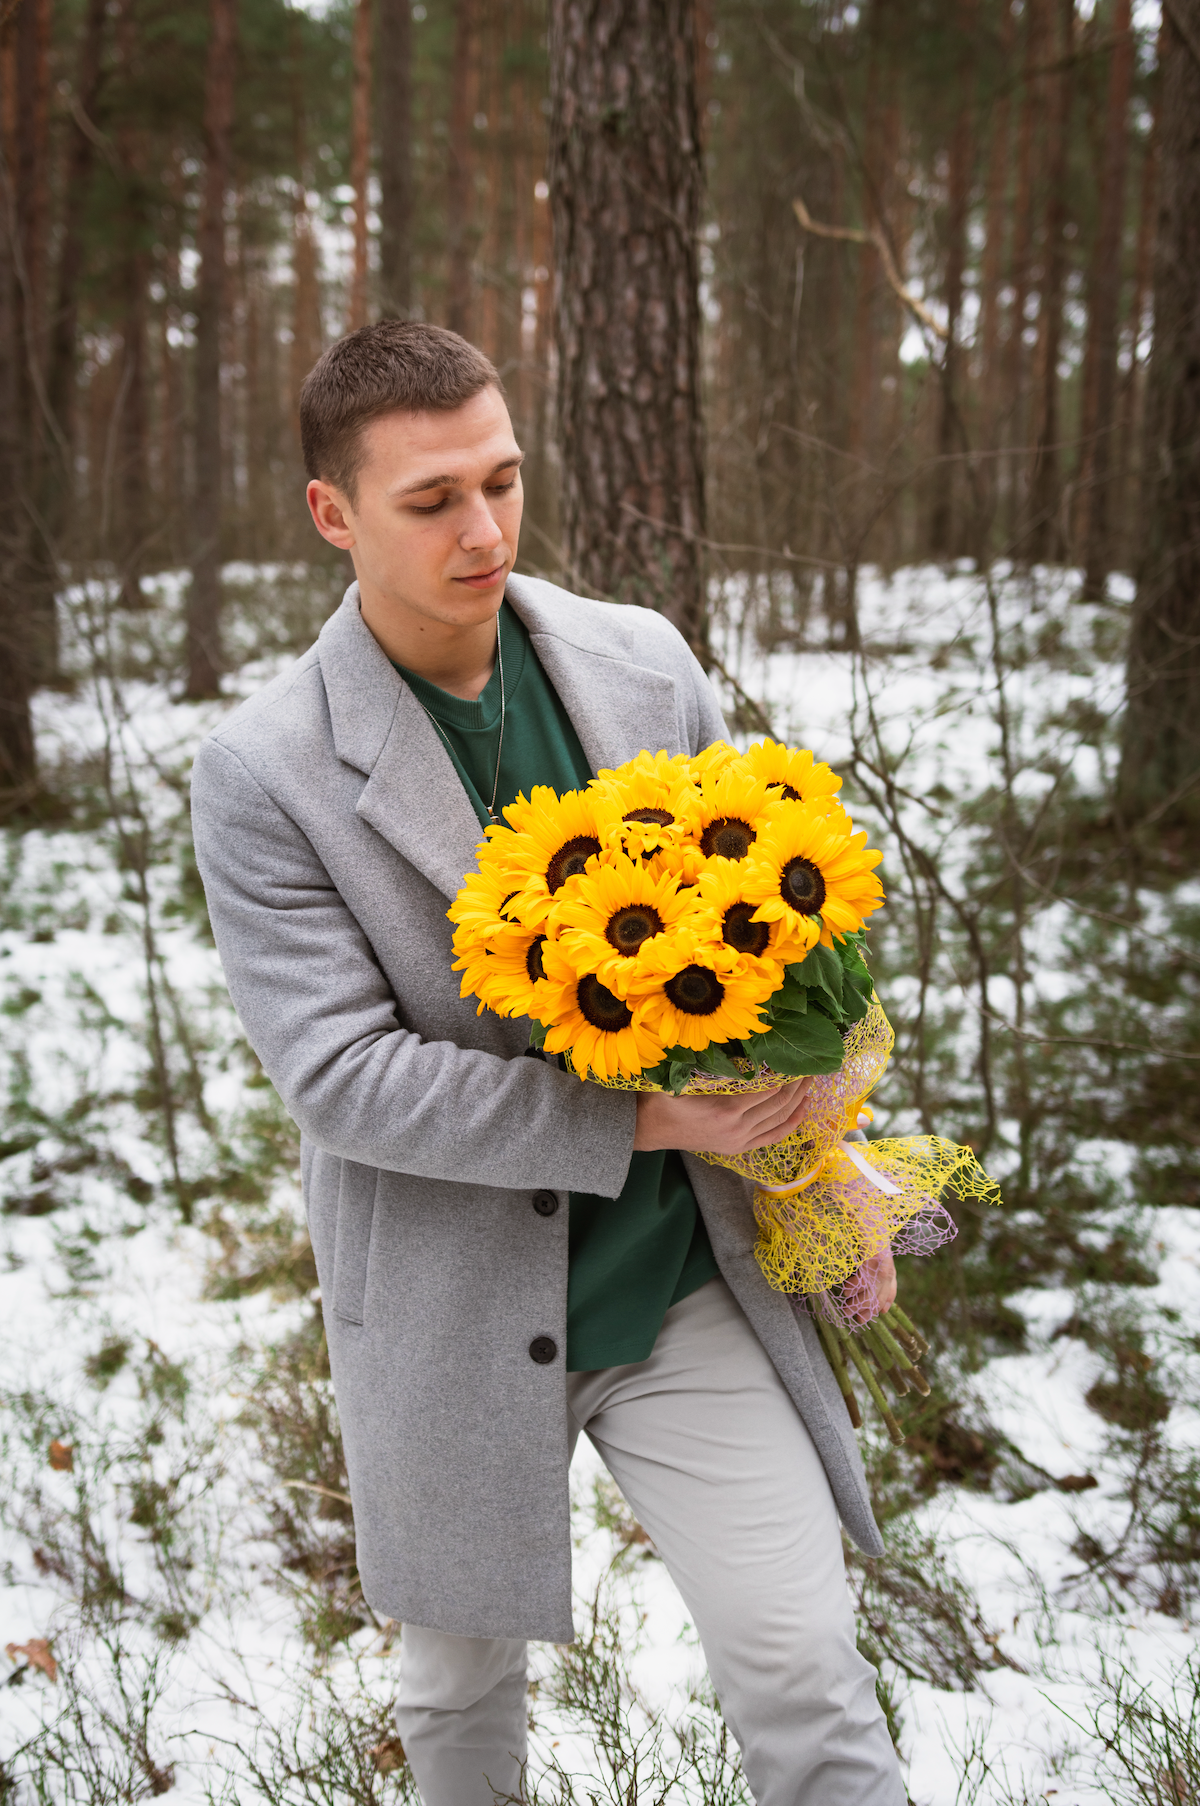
left=566, top=1000, right=1000, bottom=1299
left=750, top=1135, right=1000, bottom=1296
left=695, top=1001, right=895, bottom=1186
left=561, top=1051, right=785, bottom=1095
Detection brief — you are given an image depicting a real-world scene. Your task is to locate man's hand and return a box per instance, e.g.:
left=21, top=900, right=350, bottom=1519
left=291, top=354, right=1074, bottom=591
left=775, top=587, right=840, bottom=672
left=850, top=1251, right=897, bottom=1319
left=634, top=1077, right=815, bottom=1156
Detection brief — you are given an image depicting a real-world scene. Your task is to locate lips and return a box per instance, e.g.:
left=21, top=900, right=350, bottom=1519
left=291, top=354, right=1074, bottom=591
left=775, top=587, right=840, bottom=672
left=456, top=564, right=507, bottom=589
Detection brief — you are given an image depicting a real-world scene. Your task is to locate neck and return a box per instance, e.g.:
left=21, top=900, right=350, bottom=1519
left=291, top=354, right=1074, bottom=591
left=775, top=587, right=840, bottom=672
left=358, top=582, right=501, bottom=701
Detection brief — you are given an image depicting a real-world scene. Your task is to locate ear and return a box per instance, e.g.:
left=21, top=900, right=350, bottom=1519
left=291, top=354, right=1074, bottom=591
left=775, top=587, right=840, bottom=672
left=307, top=479, right=356, bottom=551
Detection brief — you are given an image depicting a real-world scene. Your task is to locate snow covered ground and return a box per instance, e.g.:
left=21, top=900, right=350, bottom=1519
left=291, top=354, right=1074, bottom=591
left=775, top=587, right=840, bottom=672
left=2, top=562, right=1196, bottom=1803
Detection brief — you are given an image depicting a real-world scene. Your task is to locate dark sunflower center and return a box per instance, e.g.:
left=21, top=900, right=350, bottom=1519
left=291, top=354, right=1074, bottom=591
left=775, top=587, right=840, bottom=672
left=577, top=972, right=634, bottom=1032
left=664, top=965, right=726, bottom=1016
left=546, top=835, right=602, bottom=892
left=700, top=817, right=757, bottom=861
left=605, top=904, right=664, bottom=952
left=780, top=856, right=826, bottom=914
left=722, top=901, right=770, bottom=957
left=525, top=935, right=547, bottom=982
left=623, top=807, right=674, bottom=827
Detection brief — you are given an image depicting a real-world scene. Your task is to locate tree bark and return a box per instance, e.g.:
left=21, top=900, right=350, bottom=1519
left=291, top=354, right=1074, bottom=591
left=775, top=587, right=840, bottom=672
left=446, top=0, right=475, bottom=336
left=377, top=0, right=412, bottom=318
left=348, top=0, right=372, bottom=331
left=288, top=15, right=323, bottom=427
left=13, top=0, right=57, bottom=682
left=973, top=0, right=1015, bottom=558
left=0, top=31, right=35, bottom=798
left=549, top=0, right=707, bottom=646
left=1079, top=0, right=1134, bottom=599
left=1027, top=0, right=1075, bottom=562
left=44, top=0, right=106, bottom=495
left=929, top=0, right=975, bottom=560
left=1118, top=2, right=1200, bottom=831
left=115, top=0, right=150, bottom=603
left=1114, top=28, right=1161, bottom=572
left=184, top=0, right=237, bottom=701
left=1003, top=0, right=1048, bottom=551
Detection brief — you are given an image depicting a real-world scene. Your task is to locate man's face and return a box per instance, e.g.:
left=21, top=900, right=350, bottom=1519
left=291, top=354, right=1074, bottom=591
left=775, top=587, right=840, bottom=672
left=306, top=385, right=524, bottom=631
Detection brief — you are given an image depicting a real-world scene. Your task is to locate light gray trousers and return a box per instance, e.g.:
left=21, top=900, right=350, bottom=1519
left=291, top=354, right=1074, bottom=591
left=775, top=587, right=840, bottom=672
left=394, top=1277, right=906, bottom=1806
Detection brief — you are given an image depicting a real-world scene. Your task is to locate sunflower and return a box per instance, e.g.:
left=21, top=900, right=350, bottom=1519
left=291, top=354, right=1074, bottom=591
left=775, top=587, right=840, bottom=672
left=645, top=842, right=707, bottom=890
left=552, top=853, right=701, bottom=990
left=497, top=786, right=607, bottom=924
left=687, top=740, right=743, bottom=786
left=689, top=765, right=780, bottom=863
left=447, top=853, right=532, bottom=953
left=690, top=858, right=808, bottom=971
left=592, top=751, right=701, bottom=861
left=454, top=918, right=560, bottom=1019
left=741, top=801, right=884, bottom=944
left=631, top=933, right=777, bottom=1052
left=741, top=739, right=844, bottom=811
left=537, top=938, right=667, bottom=1081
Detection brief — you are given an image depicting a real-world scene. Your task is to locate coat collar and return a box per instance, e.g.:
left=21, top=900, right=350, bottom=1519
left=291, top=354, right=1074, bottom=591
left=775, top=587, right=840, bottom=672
left=317, top=576, right=682, bottom=902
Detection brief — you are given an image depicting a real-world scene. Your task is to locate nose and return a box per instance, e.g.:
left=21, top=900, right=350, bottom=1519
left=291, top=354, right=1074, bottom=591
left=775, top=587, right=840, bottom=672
left=459, top=491, right=505, bottom=553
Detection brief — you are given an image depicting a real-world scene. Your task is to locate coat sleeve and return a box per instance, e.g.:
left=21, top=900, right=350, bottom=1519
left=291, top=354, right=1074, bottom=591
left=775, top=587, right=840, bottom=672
left=190, top=735, right=638, bottom=1197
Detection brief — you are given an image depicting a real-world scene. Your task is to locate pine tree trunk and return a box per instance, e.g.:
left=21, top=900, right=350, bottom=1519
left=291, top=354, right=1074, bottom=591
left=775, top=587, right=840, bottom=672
left=1114, top=31, right=1161, bottom=572
left=1028, top=0, right=1075, bottom=562
left=1117, top=1, right=1200, bottom=831
left=115, top=0, right=149, bottom=603
left=184, top=0, right=236, bottom=702
left=446, top=0, right=475, bottom=336
left=377, top=0, right=412, bottom=318
left=972, top=0, right=1015, bottom=559
left=348, top=0, right=372, bottom=331
left=43, top=0, right=106, bottom=510
left=549, top=0, right=707, bottom=645
left=1079, top=0, right=1134, bottom=599
left=288, top=17, right=323, bottom=427
left=0, top=55, right=35, bottom=799
left=1004, top=0, right=1048, bottom=551
left=929, top=0, right=975, bottom=560
left=14, top=0, right=57, bottom=683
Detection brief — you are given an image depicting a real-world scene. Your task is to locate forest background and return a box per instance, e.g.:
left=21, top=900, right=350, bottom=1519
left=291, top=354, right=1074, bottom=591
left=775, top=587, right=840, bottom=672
left=3, top=0, right=1200, bottom=1801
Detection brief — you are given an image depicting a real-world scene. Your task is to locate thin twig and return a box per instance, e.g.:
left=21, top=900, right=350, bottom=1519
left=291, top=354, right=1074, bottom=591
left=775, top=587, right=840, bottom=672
left=792, top=197, right=949, bottom=341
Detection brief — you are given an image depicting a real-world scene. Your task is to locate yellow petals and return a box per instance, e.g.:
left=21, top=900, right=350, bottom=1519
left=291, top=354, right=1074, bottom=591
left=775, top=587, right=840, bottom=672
left=446, top=738, right=885, bottom=1076
left=741, top=802, right=884, bottom=944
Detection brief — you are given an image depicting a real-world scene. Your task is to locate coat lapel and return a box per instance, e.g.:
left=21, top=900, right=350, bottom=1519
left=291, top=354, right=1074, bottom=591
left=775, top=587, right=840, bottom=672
left=318, top=587, right=487, bottom=902
left=317, top=574, right=685, bottom=904
left=505, top=575, right=683, bottom=774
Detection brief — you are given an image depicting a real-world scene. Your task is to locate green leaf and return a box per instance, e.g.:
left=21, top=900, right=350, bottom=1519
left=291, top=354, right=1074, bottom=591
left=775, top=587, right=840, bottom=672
left=784, top=942, right=844, bottom=1006
left=841, top=973, right=873, bottom=1024
left=527, top=1019, right=549, bottom=1050
left=692, top=1042, right=743, bottom=1079
left=772, top=972, right=810, bottom=1013
left=667, top=1061, right=695, bottom=1096
left=743, top=1011, right=846, bottom=1076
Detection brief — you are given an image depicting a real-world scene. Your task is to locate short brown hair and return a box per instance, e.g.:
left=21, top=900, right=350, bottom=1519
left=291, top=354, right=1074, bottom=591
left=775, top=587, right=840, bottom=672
left=299, top=321, right=503, bottom=500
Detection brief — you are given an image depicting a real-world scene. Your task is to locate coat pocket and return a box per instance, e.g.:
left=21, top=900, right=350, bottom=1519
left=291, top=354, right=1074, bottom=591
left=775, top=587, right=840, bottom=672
left=332, top=1160, right=380, bottom=1325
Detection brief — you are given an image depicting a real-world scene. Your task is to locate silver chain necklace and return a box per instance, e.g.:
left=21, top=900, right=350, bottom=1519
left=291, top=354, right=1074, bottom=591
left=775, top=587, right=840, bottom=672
left=421, top=616, right=507, bottom=825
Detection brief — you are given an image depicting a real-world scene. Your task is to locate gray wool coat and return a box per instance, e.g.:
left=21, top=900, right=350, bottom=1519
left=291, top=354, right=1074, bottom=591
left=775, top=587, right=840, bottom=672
left=190, top=573, right=884, bottom=1644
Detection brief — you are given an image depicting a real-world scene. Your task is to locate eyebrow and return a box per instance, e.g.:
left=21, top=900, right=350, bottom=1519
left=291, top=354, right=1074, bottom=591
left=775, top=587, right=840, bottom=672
left=391, top=454, right=524, bottom=499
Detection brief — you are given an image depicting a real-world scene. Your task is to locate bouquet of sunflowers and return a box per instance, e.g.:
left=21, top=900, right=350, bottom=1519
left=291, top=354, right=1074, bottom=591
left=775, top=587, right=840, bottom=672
left=449, top=740, right=998, bottom=1443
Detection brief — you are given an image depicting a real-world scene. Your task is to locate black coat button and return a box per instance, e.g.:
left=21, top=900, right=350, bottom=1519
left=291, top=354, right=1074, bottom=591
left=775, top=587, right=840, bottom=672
left=529, top=1336, right=557, bottom=1364
left=532, top=1190, right=559, bottom=1217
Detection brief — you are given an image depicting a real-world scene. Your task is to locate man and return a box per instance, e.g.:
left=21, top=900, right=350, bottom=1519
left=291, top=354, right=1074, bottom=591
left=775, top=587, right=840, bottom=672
left=190, top=321, right=906, bottom=1806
